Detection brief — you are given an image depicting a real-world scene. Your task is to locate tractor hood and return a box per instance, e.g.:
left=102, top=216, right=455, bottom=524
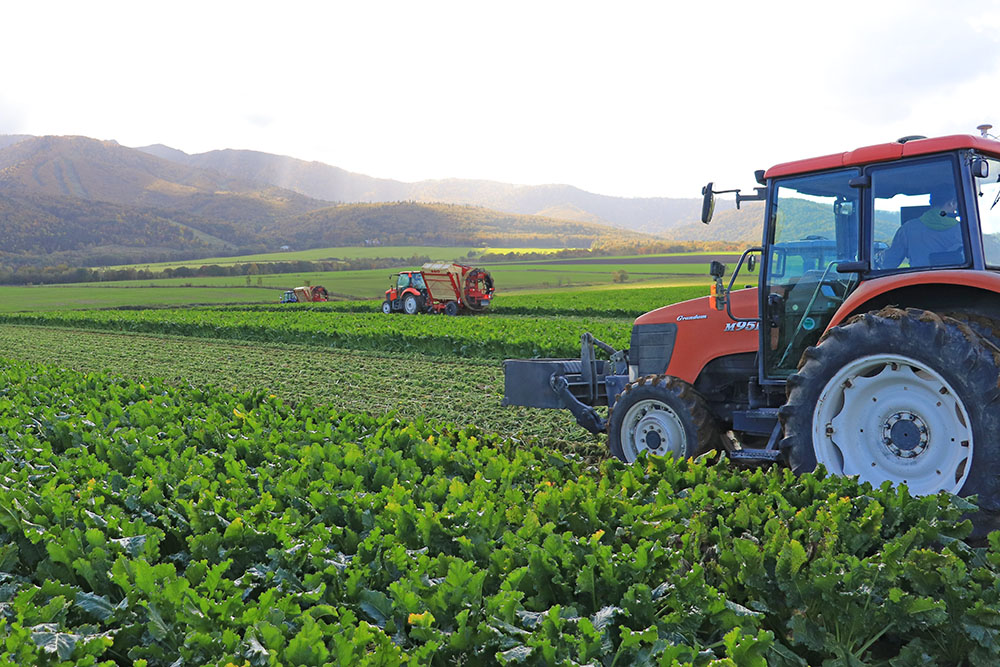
left=631, top=287, right=759, bottom=385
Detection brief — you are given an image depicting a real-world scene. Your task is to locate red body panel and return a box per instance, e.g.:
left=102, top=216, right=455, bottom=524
left=634, top=287, right=759, bottom=385
left=828, top=270, right=1000, bottom=328
left=765, top=135, right=1000, bottom=179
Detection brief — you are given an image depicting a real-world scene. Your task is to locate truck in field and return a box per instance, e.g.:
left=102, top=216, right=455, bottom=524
left=382, top=262, right=495, bottom=315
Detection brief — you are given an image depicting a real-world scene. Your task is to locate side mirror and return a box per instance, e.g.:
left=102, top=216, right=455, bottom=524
left=701, top=182, right=716, bottom=224
left=747, top=253, right=757, bottom=273
left=973, top=158, right=990, bottom=179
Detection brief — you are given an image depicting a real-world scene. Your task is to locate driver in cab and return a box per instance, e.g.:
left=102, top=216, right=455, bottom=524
left=880, top=189, right=964, bottom=269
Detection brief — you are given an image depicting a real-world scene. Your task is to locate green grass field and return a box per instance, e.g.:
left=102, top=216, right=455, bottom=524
left=1, top=253, right=721, bottom=311
left=109, top=245, right=592, bottom=271
left=0, top=285, right=277, bottom=312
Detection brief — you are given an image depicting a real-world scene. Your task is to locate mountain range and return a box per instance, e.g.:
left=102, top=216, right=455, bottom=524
left=0, top=134, right=759, bottom=267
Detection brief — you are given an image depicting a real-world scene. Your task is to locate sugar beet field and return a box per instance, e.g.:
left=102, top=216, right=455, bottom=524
left=2, top=286, right=1000, bottom=665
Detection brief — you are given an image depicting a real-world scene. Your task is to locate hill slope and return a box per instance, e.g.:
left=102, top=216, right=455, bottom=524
left=0, top=135, right=662, bottom=267
left=274, top=202, right=650, bottom=248
left=136, top=145, right=704, bottom=234
left=0, top=136, right=327, bottom=228
left=664, top=202, right=765, bottom=244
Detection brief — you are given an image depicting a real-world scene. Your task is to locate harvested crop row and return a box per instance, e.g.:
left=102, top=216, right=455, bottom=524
left=0, top=310, right=628, bottom=360
left=0, top=359, right=996, bottom=665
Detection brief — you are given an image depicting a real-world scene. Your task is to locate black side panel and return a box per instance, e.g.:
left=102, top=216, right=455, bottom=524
left=693, top=351, right=757, bottom=424
left=629, top=323, right=678, bottom=376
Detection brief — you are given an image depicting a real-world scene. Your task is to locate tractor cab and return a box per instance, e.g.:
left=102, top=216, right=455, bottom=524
left=704, top=135, right=996, bottom=384
left=388, top=271, right=427, bottom=294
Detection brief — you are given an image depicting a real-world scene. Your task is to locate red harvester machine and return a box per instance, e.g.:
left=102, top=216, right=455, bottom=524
left=291, top=285, right=329, bottom=302
left=383, top=262, right=495, bottom=315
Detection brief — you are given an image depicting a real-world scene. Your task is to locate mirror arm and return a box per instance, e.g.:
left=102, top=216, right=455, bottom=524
left=735, top=187, right=767, bottom=210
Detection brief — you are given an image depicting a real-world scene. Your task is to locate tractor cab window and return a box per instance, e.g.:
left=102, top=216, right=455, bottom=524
left=871, top=158, right=968, bottom=271
left=397, top=274, right=411, bottom=290
left=764, top=169, right=860, bottom=378
left=412, top=273, right=427, bottom=290
left=974, top=157, right=1000, bottom=268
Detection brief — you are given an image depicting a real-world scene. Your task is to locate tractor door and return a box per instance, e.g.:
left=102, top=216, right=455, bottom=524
left=869, top=156, right=969, bottom=273
left=762, top=169, right=861, bottom=379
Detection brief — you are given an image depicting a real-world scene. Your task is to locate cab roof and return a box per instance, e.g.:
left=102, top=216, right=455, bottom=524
left=764, top=134, right=1000, bottom=180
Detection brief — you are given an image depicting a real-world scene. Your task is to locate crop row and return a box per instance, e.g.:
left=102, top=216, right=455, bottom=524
left=222, top=284, right=711, bottom=319
left=2, top=359, right=999, bottom=665
left=0, top=324, right=595, bottom=455
left=0, top=309, right=629, bottom=360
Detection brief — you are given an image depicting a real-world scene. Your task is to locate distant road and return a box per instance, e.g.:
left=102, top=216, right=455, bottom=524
left=526, top=254, right=741, bottom=265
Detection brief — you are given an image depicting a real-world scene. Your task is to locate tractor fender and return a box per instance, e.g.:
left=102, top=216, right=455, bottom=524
left=829, top=270, right=1000, bottom=329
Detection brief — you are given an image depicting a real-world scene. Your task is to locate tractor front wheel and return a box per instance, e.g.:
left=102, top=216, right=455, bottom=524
left=403, top=295, right=422, bottom=315
left=381, top=300, right=392, bottom=315
left=781, top=308, right=1000, bottom=505
left=607, top=375, right=722, bottom=463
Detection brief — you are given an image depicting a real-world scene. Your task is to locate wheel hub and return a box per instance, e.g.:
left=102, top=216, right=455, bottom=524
left=642, top=429, right=662, bottom=451
left=620, top=400, right=686, bottom=461
left=882, top=411, right=928, bottom=458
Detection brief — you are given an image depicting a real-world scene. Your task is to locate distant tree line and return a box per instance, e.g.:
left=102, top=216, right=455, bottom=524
left=479, top=240, right=743, bottom=262
left=0, top=240, right=746, bottom=286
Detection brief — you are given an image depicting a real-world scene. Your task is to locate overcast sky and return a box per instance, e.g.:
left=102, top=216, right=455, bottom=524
left=3, top=1, right=1000, bottom=200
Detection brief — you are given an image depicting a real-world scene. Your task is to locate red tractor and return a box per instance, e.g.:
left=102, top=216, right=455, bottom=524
left=382, top=262, right=494, bottom=315
left=504, top=133, right=1000, bottom=526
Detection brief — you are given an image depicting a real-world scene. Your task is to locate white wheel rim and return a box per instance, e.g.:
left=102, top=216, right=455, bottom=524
left=404, top=298, right=418, bottom=314
left=619, top=398, right=686, bottom=462
left=812, top=353, right=973, bottom=495
left=382, top=302, right=391, bottom=314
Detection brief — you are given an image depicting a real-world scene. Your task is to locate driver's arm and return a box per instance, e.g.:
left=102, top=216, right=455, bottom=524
left=880, top=225, right=908, bottom=269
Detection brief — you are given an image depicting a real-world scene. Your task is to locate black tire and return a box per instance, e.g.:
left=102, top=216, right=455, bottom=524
left=780, top=307, right=1000, bottom=511
left=607, top=375, right=723, bottom=463
left=403, top=294, right=422, bottom=315
left=381, top=300, right=392, bottom=315
left=445, top=301, right=459, bottom=316
left=945, top=310, right=1000, bottom=354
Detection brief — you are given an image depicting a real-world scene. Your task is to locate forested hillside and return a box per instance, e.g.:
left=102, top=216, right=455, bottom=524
left=663, top=202, right=765, bottom=244
left=0, top=136, right=325, bottom=226
left=274, top=202, right=649, bottom=248
left=0, top=135, right=667, bottom=268
left=136, top=145, right=705, bottom=233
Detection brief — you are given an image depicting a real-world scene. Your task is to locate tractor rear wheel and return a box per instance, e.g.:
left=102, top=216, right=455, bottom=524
left=403, top=295, right=422, bottom=315
left=781, top=307, right=1000, bottom=507
left=607, top=375, right=723, bottom=463
left=381, top=300, right=392, bottom=315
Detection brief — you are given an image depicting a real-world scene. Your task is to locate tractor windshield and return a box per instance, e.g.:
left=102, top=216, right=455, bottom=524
left=764, top=169, right=860, bottom=377
left=974, top=157, right=1000, bottom=268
